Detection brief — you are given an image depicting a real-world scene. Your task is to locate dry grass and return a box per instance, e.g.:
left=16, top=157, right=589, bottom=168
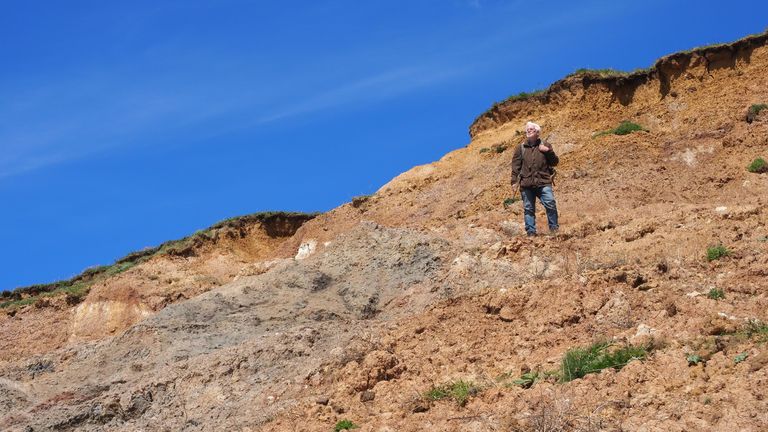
left=514, top=388, right=621, bottom=432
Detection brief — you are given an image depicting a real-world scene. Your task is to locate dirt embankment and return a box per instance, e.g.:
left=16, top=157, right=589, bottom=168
left=0, top=212, right=314, bottom=362
left=469, top=31, right=768, bottom=139
left=1, top=32, right=768, bottom=432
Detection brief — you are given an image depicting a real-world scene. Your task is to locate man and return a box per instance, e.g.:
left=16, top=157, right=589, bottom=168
left=510, top=121, right=559, bottom=237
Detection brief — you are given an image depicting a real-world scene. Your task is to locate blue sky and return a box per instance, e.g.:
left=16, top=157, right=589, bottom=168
left=2, top=0, right=766, bottom=290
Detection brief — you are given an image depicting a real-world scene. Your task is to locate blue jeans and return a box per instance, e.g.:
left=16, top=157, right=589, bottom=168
left=521, top=185, right=559, bottom=235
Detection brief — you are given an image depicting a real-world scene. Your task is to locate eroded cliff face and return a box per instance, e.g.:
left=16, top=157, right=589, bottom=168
left=1, top=33, right=768, bottom=432
left=0, top=212, right=314, bottom=361
left=468, top=32, right=768, bottom=139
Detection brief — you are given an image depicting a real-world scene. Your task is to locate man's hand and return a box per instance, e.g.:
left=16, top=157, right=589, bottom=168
left=538, top=145, right=551, bottom=152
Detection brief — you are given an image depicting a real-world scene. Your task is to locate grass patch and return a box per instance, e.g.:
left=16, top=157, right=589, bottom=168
left=503, top=197, right=519, bottom=208
left=480, top=144, right=508, bottom=155
left=425, top=386, right=450, bottom=401
left=0, top=282, right=91, bottom=310
left=569, top=68, right=629, bottom=78
left=706, top=244, right=730, bottom=261
left=680, top=42, right=730, bottom=55
left=687, top=354, right=704, bottom=366
left=749, top=103, right=768, bottom=116
left=487, top=89, right=546, bottom=111
left=1, top=280, right=93, bottom=309
left=560, top=341, right=647, bottom=382
left=504, top=89, right=546, bottom=103
left=425, top=380, right=480, bottom=407
left=0, top=297, right=37, bottom=309
left=593, top=121, right=647, bottom=137
left=613, top=121, right=647, bottom=135
left=738, top=320, right=768, bottom=342
left=104, top=261, right=138, bottom=277
left=334, top=420, right=359, bottom=431
left=747, top=157, right=767, bottom=173
left=56, top=282, right=90, bottom=299
left=718, top=320, right=768, bottom=344
left=707, top=288, right=725, bottom=300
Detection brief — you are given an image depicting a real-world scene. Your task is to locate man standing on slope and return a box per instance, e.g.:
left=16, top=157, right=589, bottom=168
left=510, top=121, right=559, bottom=237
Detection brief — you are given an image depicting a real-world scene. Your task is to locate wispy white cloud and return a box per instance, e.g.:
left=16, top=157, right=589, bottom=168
left=0, top=0, right=606, bottom=180
left=0, top=81, right=196, bottom=178
left=256, top=65, right=470, bottom=124
left=0, top=57, right=472, bottom=179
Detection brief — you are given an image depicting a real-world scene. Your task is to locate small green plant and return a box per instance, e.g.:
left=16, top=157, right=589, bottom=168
left=745, top=320, right=768, bottom=334
left=448, top=380, right=478, bottom=406
left=747, top=104, right=768, bottom=123
left=511, top=371, right=540, bottom=389
left=613, top=121, right=646, bottom=135
left=480, top=144, right=508, bottom=154
left=706, top=244, right=730, bottom=261
left=503, top=197, right=519, bottom=208
left=747, top=157, right=767, bottom=173
left=425, top=385, right=450, bottom=401
left=687, top=354, right=703, bottom=366
left=334, top=420, right=359, bottom=432
left=734, top=352, right=749, bottom=364
left=593, top=121, right=647, bottom=137
left=560, top=341, right=647, bottom=382
left=707, top=288, right=725, bottom=300
left=749, top=103, right=767, bottom=116
left=425, top=380, right=480, bottom=407
left=739, top=319, right=768, bottom=342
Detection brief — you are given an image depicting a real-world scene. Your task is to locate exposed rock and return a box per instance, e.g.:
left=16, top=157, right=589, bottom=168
left=360, top=390, right=375, bottom=402
left=406, top=396, right=430, bottom=413
left=352, top=350, right=404, bottom=392
left=295, top=240, right=317, bottom=260
left=631, top=274, right=648, bottom=288
left=748, top=351, right=768, bottom=372
left=499, top=306, right=517, bottom=322
left=596, top=291, right=633, bottom=328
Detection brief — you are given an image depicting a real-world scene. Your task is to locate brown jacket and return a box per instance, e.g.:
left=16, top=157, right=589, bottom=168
left=510, top=139, right=559, bottom=188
